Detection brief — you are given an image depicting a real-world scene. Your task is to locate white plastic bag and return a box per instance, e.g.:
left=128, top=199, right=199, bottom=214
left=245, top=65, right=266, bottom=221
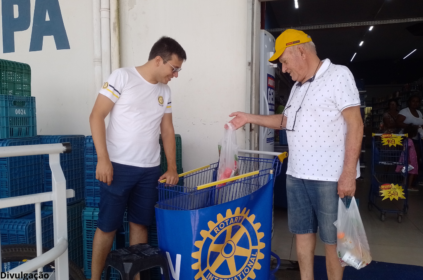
left=217, top=123, right=239, bottom=186
left=335, top=197, right=372, bottom=270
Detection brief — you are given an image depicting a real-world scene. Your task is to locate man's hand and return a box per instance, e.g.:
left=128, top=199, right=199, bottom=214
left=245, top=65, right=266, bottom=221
left=159, top=169, right=179, bottom=186
left=96, top=159, right=114, bottom=186
left=228, top=112, right=251, bottom=130
left=337, top=169, right=356, bottom=198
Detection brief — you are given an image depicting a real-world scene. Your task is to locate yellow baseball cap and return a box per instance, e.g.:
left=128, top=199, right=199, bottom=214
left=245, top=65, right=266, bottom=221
left=269, top=29, right=312, bottom=63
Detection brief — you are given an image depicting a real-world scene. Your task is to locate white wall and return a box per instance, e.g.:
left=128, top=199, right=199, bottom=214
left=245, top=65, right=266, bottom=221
left=0, top=0, right=251, bottom=171
left=120, top=0, right=249, bottom=170
left=0, top=0, right=95, bottom=135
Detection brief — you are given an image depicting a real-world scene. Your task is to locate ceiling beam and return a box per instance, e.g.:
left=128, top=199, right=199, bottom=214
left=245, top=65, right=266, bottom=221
left=267, top=17, right=423, bottom=32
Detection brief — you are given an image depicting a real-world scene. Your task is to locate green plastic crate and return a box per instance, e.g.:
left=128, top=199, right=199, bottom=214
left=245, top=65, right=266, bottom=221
left=0, top=59, right=31, bottom=97
left=159, top=134, right=183, bottom=175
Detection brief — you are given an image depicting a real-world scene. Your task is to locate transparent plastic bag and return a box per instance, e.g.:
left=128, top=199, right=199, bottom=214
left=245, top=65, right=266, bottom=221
left=217, top=123, right=239, bottom=186
left=335, top=197, right=372, bottom=270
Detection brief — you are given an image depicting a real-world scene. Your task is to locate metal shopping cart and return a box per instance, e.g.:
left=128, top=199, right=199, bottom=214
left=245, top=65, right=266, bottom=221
left=368, top=134, right=409, bottom=223
left=155, top=150, right=287, bottom=280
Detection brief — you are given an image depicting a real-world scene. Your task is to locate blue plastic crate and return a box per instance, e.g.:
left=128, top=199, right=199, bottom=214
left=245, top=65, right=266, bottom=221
left=40, top=135, right=85, bottom=206
left=85, top=136, right=96, bottom=155
left=83, top=207, right=128, bottom=280
left=0, top=137, right=44, bottom=218
left=85, top=169, right=100, bottom=207
left=0, top=211, right=53, bottom=249
left=43, top=200, right=85, bottom=268
left=84, top=137, right=100, bottom=207
left=0, top=95, right=36, bottom=138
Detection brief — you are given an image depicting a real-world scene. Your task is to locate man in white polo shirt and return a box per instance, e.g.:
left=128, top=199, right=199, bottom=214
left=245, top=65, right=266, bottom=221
left=89, top=37, right=186, bottom=280
left=229, top=29, right=363, bottom=280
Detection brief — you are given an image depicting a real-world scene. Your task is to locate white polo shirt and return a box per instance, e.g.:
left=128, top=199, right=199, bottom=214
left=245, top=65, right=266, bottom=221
left=99, top=67, right=172, bottom=167
left=284, top=59, right=361, bottom=181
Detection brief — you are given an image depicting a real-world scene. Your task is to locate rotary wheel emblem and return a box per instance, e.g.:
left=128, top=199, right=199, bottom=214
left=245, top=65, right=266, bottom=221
left=192, top=208, right=265, bottom=280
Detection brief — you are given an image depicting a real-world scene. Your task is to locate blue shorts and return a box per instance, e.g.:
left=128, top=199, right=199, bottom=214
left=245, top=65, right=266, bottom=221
left=97, top=162, right=161, bottom=232
left=286, top=175, right=339, bottom=244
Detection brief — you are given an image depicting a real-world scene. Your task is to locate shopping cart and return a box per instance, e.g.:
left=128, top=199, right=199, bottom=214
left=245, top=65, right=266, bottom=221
left=155, top=150, right=287, bottom=280
left=368, top=133, right=409, bottom=223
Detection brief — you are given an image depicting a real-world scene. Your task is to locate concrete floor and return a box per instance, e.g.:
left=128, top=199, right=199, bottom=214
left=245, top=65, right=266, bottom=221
left=271, top=149, right=423, bottom=279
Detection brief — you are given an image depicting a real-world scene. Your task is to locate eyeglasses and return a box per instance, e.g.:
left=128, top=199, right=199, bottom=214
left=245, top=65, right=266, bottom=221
left=280, top=78, right=314, bottom=131
left=281, top=105, right=299, bottom=131
left=280, top=60, right=324, bottom=131
left=168, top=63, right=182, bottom=73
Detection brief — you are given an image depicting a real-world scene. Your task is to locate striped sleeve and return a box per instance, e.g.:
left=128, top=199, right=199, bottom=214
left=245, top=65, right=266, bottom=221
left=99, top=69, right=125, bottom=103
left=165, top=96, right=172, bottom=113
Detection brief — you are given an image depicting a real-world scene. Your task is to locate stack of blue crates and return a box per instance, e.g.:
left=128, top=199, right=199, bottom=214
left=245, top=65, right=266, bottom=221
left=39, top=135, right=86, bottom=268
left=0, top=137, right=43, bottom=218
left=0, top=135, right=87, bottom=270
left=0, top=60, right=86, bottom=272
left=40, top=135, right=85, bottom=205
left=0, top=59, right=46, bottom=272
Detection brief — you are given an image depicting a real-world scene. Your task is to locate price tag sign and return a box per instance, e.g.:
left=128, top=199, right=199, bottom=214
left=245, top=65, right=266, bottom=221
left=380, top=183, right=405, bottom=201
left=381, top=134, right=402, bottom=147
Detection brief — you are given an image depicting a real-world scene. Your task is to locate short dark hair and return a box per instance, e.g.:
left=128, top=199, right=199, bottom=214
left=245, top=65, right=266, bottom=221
left=148, top=36, right=187, bottom=63
left=408, top=94, right=421, bottom=106
left=387, top=99, right=399, bottom=110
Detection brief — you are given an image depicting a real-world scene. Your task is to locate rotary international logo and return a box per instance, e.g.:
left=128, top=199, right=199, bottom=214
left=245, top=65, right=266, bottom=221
left=158, top=96, right=164, bottom=106
left=192, top=208, right=265, bottom=280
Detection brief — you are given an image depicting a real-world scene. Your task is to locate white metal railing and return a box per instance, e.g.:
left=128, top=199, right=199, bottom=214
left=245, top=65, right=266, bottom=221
left=0, top=143, right=74, bottom=279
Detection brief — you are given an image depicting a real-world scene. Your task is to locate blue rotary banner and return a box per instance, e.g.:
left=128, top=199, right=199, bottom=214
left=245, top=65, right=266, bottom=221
left=155, top=179, right=273, bottom=280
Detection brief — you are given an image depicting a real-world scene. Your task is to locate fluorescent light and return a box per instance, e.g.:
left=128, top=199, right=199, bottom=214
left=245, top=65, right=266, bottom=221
left=403, top=49, right=417, bottom=59
left=369, top=26, right=374, bottom=31
left=351, top=52, right=357, bottom=62
left=294, top=0, right=299, bottom=9
left=359, top=41, right=364, bottom=46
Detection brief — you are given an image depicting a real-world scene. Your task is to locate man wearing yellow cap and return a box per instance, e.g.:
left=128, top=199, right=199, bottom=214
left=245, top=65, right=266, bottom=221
left=229, top=29, right=363, bottom=279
